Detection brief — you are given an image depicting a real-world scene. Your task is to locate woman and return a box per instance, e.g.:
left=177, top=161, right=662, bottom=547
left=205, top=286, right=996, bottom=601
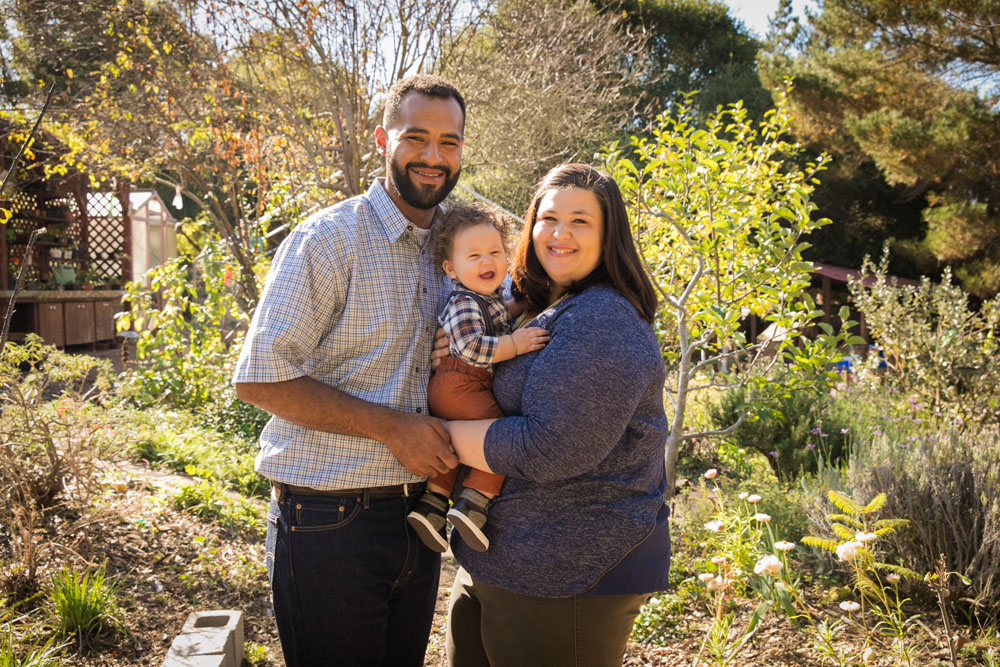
left=442, top=163, right=671, bottom=667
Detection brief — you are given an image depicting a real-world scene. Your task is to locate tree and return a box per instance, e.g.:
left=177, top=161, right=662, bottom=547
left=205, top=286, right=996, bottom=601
left=439, top=0, right=649, bottom=212
left=759, top=0, right=1000, bottom=297
left=606, top=87, right=858, bottom=495
left=597, top=0, right=772, bottom=122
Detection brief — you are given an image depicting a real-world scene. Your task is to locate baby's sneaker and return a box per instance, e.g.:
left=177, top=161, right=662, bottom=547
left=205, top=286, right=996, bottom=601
left=406, top=492, right=449, bottom=552
left=447, top=488, right=490, bottom=552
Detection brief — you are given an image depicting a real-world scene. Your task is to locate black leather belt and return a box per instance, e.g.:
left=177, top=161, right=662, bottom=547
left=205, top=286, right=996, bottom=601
left=272, top=481, right=425, bottom=500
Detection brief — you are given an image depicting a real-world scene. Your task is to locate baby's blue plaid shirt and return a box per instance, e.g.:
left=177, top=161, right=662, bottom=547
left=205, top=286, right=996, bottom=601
left=233, top=179, right=449, bottom=490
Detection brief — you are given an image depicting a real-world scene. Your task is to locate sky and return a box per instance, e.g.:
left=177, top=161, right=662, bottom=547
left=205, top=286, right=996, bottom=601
left=722, top=0, right=814, bottom=39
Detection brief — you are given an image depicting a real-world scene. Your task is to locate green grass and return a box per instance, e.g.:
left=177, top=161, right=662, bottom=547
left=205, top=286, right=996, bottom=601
left=0, top=628, right=64, bottom=667
left=48, top=564, right=126, bottom=648
left=172, top=480, right=265, bottom=536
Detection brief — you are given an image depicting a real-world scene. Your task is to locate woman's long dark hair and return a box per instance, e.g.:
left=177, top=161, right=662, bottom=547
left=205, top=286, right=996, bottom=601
left=511, top=163, right=658, bottom=323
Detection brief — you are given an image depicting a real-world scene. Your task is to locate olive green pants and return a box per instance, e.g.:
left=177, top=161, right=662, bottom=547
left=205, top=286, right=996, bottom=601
left=446, top=567, right=648, bottom=667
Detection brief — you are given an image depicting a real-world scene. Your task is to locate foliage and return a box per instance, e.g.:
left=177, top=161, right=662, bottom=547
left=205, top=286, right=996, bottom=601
left=48, top=563, right=126, bottom=648
left=130, top=408, right=266, bottom=498
left=0, top=623, right=63, bottom=667
left=115, top=235, right=264, bottom=427
left=847, top=420, right=1000, bottom=616
left=597, top=0, right=772, bottom=123
left=708, top=385, right=851, bottom=480
left=172, top=481, right=265, bottom=536
left=607, top=84, right=862, bottom=494
left=848, top=248, right=1000, bottom=426
left=441, top=0, right=649, bottom=211
left=759, top=0, right=1000, bottom=297
left=0, top=337, right=121, bottom=597
left=242, top=641, right=270, bottom=667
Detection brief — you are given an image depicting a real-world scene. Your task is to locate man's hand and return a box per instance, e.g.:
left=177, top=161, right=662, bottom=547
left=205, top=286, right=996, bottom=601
left=430, top=327, right=450, bottom=370
left=379, top=412, right=458, bottom=477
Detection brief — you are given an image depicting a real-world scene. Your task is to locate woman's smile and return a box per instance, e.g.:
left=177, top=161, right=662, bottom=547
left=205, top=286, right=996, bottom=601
left=532, top=187, right=604, bottom=293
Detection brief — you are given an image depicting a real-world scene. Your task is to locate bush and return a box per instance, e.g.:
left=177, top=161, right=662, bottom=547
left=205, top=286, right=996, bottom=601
left=708, top=387, right=851, bottom=481
left=847, top=422, right=1000, bottom=617
left=849, top=250, right=1000, bottom=427
left=0, top=337, right=122, bottom=598
left=173, top=480, right=265, bottom=535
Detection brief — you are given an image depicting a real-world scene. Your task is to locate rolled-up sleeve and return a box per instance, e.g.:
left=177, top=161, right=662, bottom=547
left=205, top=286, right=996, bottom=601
left=233, top=218, right=350, bottom=384
left=483, top=300, right=654, bottom=482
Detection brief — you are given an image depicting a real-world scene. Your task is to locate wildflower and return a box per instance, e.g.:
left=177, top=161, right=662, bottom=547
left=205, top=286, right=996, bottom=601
left=768, top=451, right=779, bottom=458
left=836, top=541, right=864, bottom=562
left=698, top=573, right=715, bottom=582
left=707, top=576, right=725, bottom=591
left=711, top=556, right=726, bottom=565
left=839, top=600, right=861, bottom=612
left=840, top=428, right=850, bottom=434
left=774, top=541, right=796, bottom=552
left=909, top=397, right=918, bottom=405
left=912, top=418, right=922, bottom=424
left=821, top=432, right=828, bottom=438
left=738, top=491, right=749, bottom=500
left=886, top=573, right=901, bottom=583
left=806, top=442, right=816, bottom=450
left=810, top=427, right=821, bottom=434
left=747, top=494, right=762, bottom=503
left=731, top=567, right=743, bottom=577
left=855, top=531, right=877, bottom=543
left=704, top=520, right=725, bottom=533
left=699, top=542, right=708, bottom=548
left=704, top=469, right=718, bottom=480
left=754, top=555, right=783, bottom=576
left=754, top=513, right=771, bottom=523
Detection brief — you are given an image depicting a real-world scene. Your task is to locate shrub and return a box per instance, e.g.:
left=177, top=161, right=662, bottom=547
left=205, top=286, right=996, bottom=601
left=48, top=564, right=126, bottom=647
left=847, top=423, right=1000, bottom=617
left=0, top=337, right=122, bottom=598
left=848, top=250, right=1000, bottom=427
left=708, top=386, right=851, bottom=481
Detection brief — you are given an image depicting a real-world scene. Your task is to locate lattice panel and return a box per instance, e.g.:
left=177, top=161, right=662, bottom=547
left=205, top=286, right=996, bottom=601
left=87, top=191, right=125, bottom=282
left=5, top=191, right=42, bottom=286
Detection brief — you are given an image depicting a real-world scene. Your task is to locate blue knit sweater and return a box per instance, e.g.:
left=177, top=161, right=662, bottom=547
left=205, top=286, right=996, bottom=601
left=451, top=285, right=671, bottom=597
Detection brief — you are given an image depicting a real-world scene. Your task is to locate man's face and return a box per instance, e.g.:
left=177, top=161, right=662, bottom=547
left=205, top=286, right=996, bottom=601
left=377, top=93, right=464, bottom=213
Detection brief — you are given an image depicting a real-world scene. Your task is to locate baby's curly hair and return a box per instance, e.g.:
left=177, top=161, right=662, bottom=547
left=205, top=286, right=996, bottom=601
left=427, top=202, right=513, bottom=275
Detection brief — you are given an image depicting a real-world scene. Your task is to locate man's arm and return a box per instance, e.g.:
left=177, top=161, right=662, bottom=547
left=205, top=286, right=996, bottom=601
left=235, top=377, right=458, bottom=478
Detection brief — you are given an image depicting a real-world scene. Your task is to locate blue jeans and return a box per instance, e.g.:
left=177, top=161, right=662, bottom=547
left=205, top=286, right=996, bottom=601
left=266, top=489, right=440, bottom=667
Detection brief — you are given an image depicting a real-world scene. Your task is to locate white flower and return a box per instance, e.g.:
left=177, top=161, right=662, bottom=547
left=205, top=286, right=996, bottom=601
left=836, top=541, right=864, bottom=562
left=731, top=567, right=743, bottom=577
left=774, top=540, right=796, bottom=552
left=839, top=600, right=861, bottom=612
left=738, top=491, right=749, bottom=500
left=704, top=468, right=718, bottom=479
left=704, top=520, right=725, bottom=533
left=886, top=573, right=901, bottom=583
left=754, top=554, right=783, bottom=576
left=754, top=513, right=771, bottom=523
left=747, top=494, right=762, bottom=503
left=711, top=556, right=727, bottom=565
left=855, top=531, right=878, bottom=543
left=698, top=573, right=715, bottom=582
left=707, top=576, right=725, bottom=591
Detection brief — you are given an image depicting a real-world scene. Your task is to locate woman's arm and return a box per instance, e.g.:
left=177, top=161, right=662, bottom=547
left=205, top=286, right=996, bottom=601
left=445, top=418, right=497, bottom=473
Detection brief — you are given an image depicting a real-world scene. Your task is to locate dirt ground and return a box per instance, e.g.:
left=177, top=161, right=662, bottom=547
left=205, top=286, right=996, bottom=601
left=9, top=462, right=978, bottom=667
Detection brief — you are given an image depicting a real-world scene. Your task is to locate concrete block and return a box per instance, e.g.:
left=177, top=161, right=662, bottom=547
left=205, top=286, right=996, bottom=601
left=163, top=610, right=243, bottom=667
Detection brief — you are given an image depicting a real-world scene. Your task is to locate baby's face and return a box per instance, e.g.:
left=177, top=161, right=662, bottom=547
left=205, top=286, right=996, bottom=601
left=442, top=223, right=508, bottom=295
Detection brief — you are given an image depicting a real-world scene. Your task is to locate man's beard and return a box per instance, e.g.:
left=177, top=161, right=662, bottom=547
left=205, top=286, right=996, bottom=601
left=388, top=157, right=461, bottom=210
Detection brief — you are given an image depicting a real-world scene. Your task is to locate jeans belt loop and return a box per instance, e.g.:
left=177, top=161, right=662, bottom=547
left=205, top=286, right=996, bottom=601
left=362, top=488, right=370, bottom=511
left=403, top=482, right=410, bottom=498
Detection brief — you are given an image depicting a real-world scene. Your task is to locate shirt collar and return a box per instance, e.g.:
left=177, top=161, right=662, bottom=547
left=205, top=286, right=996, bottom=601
left=368, top=178, right=438, bottom=243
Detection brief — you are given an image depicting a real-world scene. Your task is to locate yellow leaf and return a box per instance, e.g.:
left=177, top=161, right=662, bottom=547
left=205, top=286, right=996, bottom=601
left=66, top=68, right=74, bottom=79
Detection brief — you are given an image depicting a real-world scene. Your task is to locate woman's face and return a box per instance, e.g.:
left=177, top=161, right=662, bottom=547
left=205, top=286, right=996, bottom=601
left=531, top=187, right=604, bottom=296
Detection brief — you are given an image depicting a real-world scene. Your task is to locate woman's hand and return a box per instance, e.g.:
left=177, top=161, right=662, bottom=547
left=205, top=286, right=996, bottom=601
left=430, top=327, right=450, bottom=370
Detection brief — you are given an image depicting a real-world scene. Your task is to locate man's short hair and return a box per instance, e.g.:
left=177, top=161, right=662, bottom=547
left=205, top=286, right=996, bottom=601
left=382, top=74, right=466, bottom=130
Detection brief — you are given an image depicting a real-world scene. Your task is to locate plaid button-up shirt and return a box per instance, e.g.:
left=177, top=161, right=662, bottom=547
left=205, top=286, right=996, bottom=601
left=440, top=285, right=512, bottom=369
left=233, top=179, right=448, bottom=490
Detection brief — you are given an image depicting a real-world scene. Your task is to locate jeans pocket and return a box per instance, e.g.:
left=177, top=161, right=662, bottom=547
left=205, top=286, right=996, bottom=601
left=292, top=496, right=363, bottom=532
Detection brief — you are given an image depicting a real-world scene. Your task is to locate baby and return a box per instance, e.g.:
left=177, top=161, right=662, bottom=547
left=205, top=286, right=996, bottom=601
left=407, top=202, right=548, bottom=552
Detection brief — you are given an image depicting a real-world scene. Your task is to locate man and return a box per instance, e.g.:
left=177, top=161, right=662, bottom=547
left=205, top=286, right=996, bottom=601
left=233, top=74, right=465, bottom=666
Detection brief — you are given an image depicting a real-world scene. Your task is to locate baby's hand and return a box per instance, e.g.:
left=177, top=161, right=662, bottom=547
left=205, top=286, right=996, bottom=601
left=511, top=327, right=549, bottom=356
